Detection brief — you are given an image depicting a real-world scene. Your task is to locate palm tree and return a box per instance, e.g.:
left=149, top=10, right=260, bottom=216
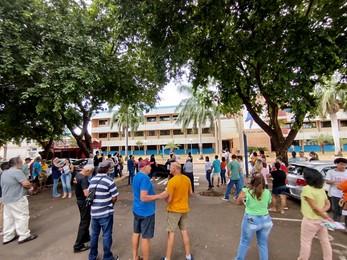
left=315, top=72, right=347, bottom=156
left=311, top=133, right=333, bottom=154
left=135, top=140, right=143, bottom=154
left=175, top=84, right=220, bottom=159
left=110, top=105, right=144, bottom=159
left=164, top=141, right=180, bottom=153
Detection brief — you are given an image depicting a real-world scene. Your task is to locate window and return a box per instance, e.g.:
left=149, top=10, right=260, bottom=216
left=187, top=129, right=195, bottom=134
left=99, top=120, right=108, bottom=126
left=321, top=121, right=331, bottom=128
left=99, top=133, right=107, bottom=138
left=341, top=120, right=347, bottom=127
left=160, top=130, right=170, bottom=136
left=134, top=131, right=144, bottom=137
left=302, top=122, right=316, bottom=129
left=110, top=133, right=119, bottom=138
left=148, top=131, right=156, bottom=136
left=202, top=128, right=212, bottom=134
left=146, top=117, right=157, bottom=122
left=172, top=115, right=178, bottom=121
left=160, top=116, right=170, bottom=121
left=173, top=129, right=183, bottom=135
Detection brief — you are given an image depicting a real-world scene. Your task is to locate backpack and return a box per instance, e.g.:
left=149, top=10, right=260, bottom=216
left=86, top=177, right=105, bottom=207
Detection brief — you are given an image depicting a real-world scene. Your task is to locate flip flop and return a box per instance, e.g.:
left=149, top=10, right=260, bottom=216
left=268, top=209, right=277, bottom=212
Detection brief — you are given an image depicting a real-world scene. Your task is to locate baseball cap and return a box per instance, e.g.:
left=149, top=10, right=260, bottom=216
left=99, top=160, right=112, bottom=169
left=138, top=158, right=154, bottom=168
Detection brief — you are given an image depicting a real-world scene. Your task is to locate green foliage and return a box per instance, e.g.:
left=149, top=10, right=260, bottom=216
left=247, top=146, right=268, bottom=154
left=117, top=0, right=346, bottom=162
left=312, top=134, right=334, bottom=145
left=164, top=141, right=180, bottom=151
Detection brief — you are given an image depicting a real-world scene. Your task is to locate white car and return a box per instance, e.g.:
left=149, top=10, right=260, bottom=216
left=286, top=161, right=336, bottom=200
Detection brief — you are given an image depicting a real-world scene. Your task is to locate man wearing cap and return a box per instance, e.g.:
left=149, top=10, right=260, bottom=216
left=73, top=164, right=94, bottom=253
left=325, top=157, right=347, bottom=223
left=89, top=160, right=119, bottom=260
left=22, top=158, right=32, bottom=179
left=132, top=158, right=168, bottom=260
left=161, top=161, right=193, bottom=260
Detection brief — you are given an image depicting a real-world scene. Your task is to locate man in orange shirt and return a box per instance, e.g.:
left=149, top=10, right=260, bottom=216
left=161, top=162, right=193, bottom=260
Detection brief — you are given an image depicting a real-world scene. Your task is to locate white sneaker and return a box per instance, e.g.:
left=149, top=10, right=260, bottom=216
left=222, top=197, right=229, bottom=202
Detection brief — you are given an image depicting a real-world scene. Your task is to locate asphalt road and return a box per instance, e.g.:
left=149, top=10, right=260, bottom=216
left=1, top=163, right=346, bottom=260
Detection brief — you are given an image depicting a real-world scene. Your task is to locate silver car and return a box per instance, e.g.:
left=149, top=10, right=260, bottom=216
left=286, top=161, right=336, bottom=200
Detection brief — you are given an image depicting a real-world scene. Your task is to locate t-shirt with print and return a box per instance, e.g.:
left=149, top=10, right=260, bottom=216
left=212, top=159, right=221, bottom=173
left=132, top=172, right=155, bottom=217
left=89, top=174, right=119, bottom=219
left=301, top=185, right=327, bottom=219
left=228, top=160, right=241, bottom=180
left=166, top=174, right=191, bottom=213
left=325, top=169, right=347, bottom=198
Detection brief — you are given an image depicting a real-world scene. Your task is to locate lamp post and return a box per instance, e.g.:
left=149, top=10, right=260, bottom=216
left=189, top=138, right=193, bottom=154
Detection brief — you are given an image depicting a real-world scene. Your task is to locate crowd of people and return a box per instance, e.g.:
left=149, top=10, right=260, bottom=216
left=0, top=149, right=346, bottom=260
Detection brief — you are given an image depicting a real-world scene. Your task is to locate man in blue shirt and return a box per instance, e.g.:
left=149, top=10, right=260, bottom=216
left=32, top=157, right=41, bottom=194
left=89, top=160, right=119, bottom=260
left=127, top=155, right=136, bottom=185
left=132, top=159, right=167, bottom=260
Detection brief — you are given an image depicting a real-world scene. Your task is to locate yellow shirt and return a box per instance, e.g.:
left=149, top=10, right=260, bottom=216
left=41, top=164, right=48, bottom=173
left=301, top=185, right=327, bottom=220
left=166, top=174, right=191, bottom=213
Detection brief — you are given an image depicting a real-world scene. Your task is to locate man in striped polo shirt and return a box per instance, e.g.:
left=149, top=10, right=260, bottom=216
left=89, top=160, right=119, bottom=260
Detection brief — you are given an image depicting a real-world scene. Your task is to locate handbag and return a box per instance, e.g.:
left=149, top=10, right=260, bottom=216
left=86, top=177, right=104, bottom=207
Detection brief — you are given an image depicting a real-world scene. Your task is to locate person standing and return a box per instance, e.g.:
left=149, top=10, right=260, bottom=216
left=93, top=151, right=100, bottom=176
left=73, top=164, right=94, bottom=253
left=160, top=162, right=193, bottom=260
left=32, top=157, right=41, bottom=194
left=39, top=159, right=48, bottom=190
left=205, top=156, right=213, bottom=190
left=51, top=158, right=62, bottom=198
left=149, top=154, right=157, bottom=183
left=132, top=159, right=167, bottom=260
left=211, top=155, right=221, bottom=187
left=325, top=157, right=347, bottom=223
left=298, top=168, right=333, bottom=260
left=235, top=173, right=273, bottom=260
left=89, top=160, right=119, bottom=260
left=222, top=154, right=241, bottom=201
left=183, top=158, right=194, bottom=193
left=268, top=162, right=288, bottom=214
left=0, top=162, right=9, bottom=236
left=259, top=150, right=267, bottom=168
left=128, top=155, right=136, bottom=185
left=288, top=151, right=298, bottom=164
left=1, top=157, right=38, bottom=244
left=22, top=158, right=32, bottom=179
left=61, top=159, right=74, bottom=199
left=224, top=148, right=230, bottom=164
left=298, top=151, right=308, bottom=162
left=106, top=154, right=115, bottom=180
left=220, top=157, right=227, bottom=186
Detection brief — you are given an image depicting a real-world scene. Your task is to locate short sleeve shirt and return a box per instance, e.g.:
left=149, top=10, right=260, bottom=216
left=33, top=162, right=42, bottom=177
left=212, top=159, right=221, bottom=173
left=325, top=169, right=347, bottom=198
left=1, top=167, right=27, bottom=204
left=166, top=174, right=191, bottom=213
left=132, top=172, right=155, bottom=217
left=205, top=161, right=212, bottom=171
left=228, top=160, right=241, bottom=180
left=243, top=188, right=272, bottom=216
left=301, top=185, right=327, bottom=219
left=271, top=170, right=287, bottom=189
left=75, top=173, right=90, bottom=200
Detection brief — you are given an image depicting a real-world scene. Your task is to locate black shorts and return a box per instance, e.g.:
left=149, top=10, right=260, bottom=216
left=272, top=185, right=287, bottom=195
left=32, top=176, right=39, bottom=183
left=133, top=213, right=155, bottom=238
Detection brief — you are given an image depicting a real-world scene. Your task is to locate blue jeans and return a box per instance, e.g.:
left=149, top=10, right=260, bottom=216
left=221, top=170, right=226, bottom=184
left=206, top=170, right=212, bottom=188
left=225, top=179, right=240, bottom=199
left=89, top=215, right=114, bottom=260
left=238, top=173, right=244, bottom=190
left=109, top=171, right=115, bottom=179
left=128, top=170, right=134, bottom=185
left=61, top=173, right=72, bottom=193
left=52, top=178, right=60, bottom=197
left=235, top=213, right=273, bottom=260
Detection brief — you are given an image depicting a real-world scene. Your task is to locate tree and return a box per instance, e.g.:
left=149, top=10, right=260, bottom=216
left=311, top=134, right=333, bottom=154
left=175, top=84, right=220, bottom=159
left=0, top=0, right=165, bottom=157
left=164, top=141, right=180, bottom=154
left=110, top=105, right=144, bottom=159
left=315, top=73, right=347, bottom=156
left=135, top=140, right=143, bottom=153
left=117, top=0, right=346, bottom=163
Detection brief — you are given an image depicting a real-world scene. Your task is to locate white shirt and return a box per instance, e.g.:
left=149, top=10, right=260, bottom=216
left=325, top=169, right=347, bottom=198
left=205, top=161, right=212, bottom=171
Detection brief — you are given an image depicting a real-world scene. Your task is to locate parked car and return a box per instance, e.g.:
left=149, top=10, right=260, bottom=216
left=286, top=161, right=336, bottom=200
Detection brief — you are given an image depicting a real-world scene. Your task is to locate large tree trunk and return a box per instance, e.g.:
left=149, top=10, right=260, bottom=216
left=40, top=138, right=54, bottom=159
left=330, top=112, right=342, bottom=156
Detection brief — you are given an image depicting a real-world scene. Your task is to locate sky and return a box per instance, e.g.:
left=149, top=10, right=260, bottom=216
left=156, top=81, right=190, bottom=107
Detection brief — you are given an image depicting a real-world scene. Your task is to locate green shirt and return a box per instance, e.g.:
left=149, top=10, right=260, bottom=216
left=227, top=160, right=240, bottom=180
left=243, top=188, right=272, bottom=216
left=301, top=185, right=327, bottom=220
